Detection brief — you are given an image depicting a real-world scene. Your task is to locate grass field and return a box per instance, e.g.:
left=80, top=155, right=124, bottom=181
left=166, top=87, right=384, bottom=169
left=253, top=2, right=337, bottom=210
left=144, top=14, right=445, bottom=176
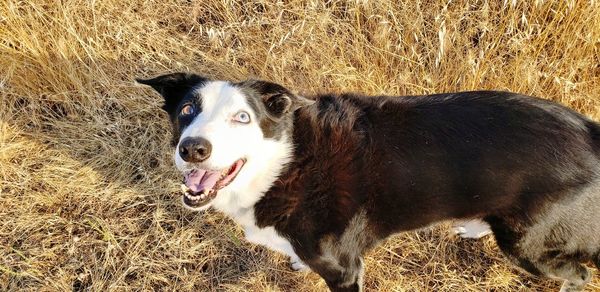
left=1, top=0, right=599, bottom=291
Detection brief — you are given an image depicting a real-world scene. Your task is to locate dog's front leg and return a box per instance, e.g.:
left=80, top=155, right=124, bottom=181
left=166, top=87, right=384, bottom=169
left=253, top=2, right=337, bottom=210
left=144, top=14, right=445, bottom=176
left=302, top=253, right=364, bottom=292
left=243, top=225, right=308, bottom=270
left=297, top=211, right=373, bottom=291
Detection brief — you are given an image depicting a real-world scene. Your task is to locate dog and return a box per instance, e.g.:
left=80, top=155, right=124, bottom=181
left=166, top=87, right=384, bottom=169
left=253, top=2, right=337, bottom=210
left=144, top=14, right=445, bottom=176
left=137, top=72, right=600, bottom=292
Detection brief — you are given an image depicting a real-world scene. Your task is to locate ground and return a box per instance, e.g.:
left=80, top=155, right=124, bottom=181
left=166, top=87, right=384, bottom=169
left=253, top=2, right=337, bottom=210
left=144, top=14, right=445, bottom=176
left=1, top=0, right=599, bottom=291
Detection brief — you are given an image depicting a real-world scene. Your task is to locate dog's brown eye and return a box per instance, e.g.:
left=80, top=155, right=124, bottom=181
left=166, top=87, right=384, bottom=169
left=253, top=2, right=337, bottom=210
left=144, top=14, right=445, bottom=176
left=180, top=104, right=194, bottom=116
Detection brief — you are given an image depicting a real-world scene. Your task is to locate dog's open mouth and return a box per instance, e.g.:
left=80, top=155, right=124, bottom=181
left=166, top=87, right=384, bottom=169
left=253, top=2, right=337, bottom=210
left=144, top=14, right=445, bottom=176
left=180, top=159, right=245, bottom=208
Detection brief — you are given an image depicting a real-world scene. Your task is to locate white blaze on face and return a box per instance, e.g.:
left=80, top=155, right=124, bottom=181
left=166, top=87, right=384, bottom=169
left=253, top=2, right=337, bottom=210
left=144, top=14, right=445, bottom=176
left=175, top=81, right=293, bottom=213
left=175, top=81, right=261, bottom=170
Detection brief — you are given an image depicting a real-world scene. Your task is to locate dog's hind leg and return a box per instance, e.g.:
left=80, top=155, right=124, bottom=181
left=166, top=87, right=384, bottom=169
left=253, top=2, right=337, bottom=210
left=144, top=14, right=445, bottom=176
left=536, top=257, right=591, bottom=292
left=530, top=254, right=592, bottom=292
left=546, top=265, right=591, bottom=292
left=485, top=216, right=591, bottom=292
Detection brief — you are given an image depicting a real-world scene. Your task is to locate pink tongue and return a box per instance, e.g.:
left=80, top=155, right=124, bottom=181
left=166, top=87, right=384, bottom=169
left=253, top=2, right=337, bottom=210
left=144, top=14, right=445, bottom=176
left=185, top=169, right=221, bottom=193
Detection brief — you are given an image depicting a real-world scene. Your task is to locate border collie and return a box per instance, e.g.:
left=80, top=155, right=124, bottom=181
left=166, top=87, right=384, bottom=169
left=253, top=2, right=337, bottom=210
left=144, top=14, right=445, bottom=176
left=137, top=73, right=600, bottom=292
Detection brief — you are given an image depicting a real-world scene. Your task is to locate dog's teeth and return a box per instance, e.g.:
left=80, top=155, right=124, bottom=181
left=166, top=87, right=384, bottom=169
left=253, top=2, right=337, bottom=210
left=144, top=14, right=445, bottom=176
left=200, top=193, right=206, bottom=199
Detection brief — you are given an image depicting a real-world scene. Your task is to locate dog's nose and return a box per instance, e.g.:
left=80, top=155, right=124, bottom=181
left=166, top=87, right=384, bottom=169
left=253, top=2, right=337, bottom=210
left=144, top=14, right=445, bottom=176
left=178, top=137, right=212, bottom=163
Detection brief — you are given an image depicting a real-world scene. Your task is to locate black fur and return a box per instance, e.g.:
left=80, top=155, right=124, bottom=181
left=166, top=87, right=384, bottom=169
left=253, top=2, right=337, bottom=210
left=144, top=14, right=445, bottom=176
left=253, top=90, right=600, bottom=291
left=257, top=91, right=597, bottom=233
left=137, top=73, right=208, bottom=145
left=235, top=79, right=314, bottom=139
left=136, top=73, right=207, bottom=121
left=589, top=121, right=600, bottom=155
left=138, top=74, right=600, bottom=292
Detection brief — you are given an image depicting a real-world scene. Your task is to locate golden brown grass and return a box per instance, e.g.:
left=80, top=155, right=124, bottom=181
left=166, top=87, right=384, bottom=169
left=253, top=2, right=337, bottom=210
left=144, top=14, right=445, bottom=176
left=1, top=0, right=599, bottom=291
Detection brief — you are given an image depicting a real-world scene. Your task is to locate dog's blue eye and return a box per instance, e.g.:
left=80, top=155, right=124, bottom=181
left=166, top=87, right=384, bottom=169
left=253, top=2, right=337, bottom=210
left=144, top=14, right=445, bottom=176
left=234, top=111, right=251, bottom=124
left=180, top=104, right=194, bottom=116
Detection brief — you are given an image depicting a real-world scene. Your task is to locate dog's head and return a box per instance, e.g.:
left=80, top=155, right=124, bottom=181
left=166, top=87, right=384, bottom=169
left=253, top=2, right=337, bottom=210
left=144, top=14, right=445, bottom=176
left=137, top=73, right=313, bottom=212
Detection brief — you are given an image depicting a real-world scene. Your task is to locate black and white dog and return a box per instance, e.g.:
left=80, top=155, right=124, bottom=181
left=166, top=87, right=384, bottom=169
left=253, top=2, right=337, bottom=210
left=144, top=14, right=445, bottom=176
left=137, top=73, right=600, bottom=292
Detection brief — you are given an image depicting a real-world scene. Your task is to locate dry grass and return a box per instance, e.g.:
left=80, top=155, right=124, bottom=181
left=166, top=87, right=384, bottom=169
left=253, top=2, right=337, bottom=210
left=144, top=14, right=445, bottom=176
left=1, top=0, right=599, bottom=291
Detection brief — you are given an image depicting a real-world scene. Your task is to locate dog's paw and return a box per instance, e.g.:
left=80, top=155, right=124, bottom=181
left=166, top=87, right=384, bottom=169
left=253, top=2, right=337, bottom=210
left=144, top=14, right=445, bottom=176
left=452, top=219, right=492, bottom=239
left=290, top=259, right=309, bottom=272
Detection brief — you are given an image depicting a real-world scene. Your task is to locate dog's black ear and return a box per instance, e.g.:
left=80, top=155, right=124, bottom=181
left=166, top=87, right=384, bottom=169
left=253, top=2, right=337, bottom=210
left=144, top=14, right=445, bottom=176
left=247, top=80, right=314, bottom=119
left=136, top=73, right=207, bottom=116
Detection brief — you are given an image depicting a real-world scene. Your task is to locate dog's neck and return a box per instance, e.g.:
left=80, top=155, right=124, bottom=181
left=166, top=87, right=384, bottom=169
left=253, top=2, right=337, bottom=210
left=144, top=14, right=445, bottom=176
left=253, top=97, right=370, bottom=231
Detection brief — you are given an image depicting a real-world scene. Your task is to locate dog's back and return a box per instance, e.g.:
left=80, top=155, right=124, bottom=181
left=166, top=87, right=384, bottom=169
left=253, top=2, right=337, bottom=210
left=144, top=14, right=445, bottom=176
left=328, top=91, right=600, bottom=233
